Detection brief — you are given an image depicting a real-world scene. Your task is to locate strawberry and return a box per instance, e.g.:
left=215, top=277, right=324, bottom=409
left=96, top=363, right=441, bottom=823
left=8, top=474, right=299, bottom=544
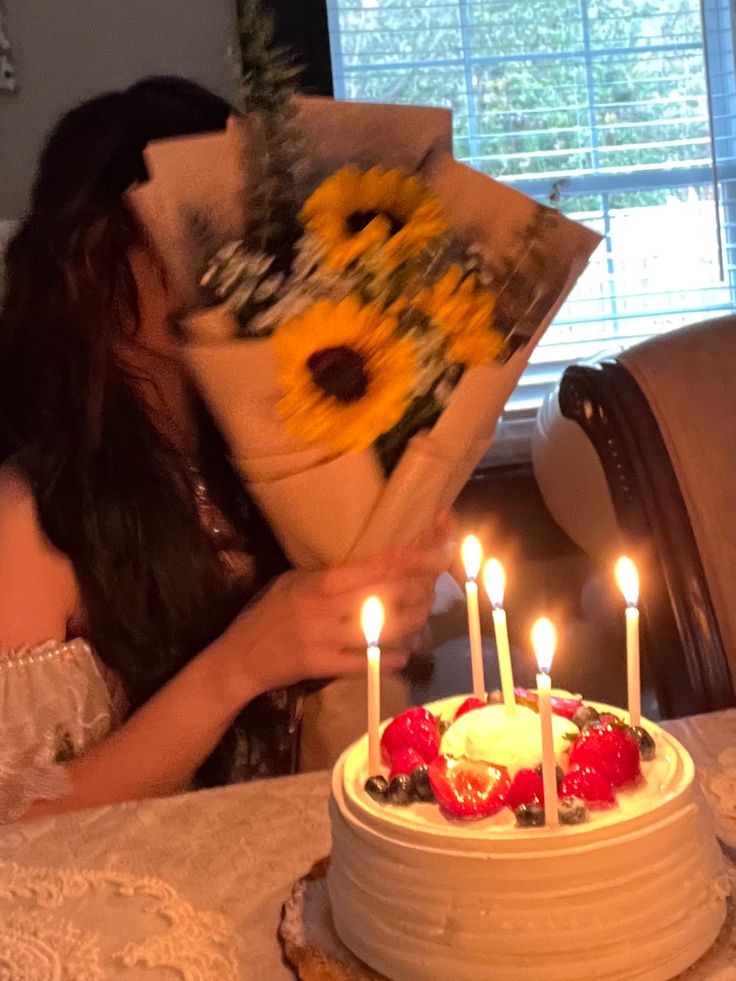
left=560, top=766, right=616, bottom=809
left=428, top=755, right=511, bottom=820
left=380, top=707, right=440, bottom=766
left=551, top=697, right=585, bottom=721
left=389, top=747, right=424, bottom=781
left=568, top=725, right=641, bottom=789
left=506, top=768, right=545, bottom=810
left=514, top=687, right=583, bottom=721
left=454, top=697, right=487, bottom=721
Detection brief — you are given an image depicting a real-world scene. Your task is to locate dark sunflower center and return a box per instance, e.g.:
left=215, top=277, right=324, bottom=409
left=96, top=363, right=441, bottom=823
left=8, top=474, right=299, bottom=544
left=307, top=346, right=369, bottom=403
left=346, top=209, right=405, bottom=237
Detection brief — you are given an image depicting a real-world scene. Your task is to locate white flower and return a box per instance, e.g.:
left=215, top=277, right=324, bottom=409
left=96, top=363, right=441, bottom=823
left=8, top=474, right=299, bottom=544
left=253, top=273, right=284, bottom=303
left=248, top=289, right=315, bottom=335
left=185, top=307, right=238, bottom=345
left=200, top=242, right=277, bottom=311
left=290, top=233, right=362, bottom=298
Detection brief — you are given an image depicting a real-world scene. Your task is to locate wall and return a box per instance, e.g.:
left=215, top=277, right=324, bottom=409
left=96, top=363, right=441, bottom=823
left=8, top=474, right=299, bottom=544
left=0, top=0, right=238, bottom=218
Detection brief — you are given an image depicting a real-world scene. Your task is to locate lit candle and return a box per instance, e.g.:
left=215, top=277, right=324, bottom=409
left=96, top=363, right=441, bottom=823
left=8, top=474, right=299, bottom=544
left=361, top=596, right=385, bottom=775
left=482, top=558, right=516, bottom=711
left=615, top=557, right=641, bottom=727
left=531, top=617, right=558, bottom=828
left=461, top=535, right=485, bottom=700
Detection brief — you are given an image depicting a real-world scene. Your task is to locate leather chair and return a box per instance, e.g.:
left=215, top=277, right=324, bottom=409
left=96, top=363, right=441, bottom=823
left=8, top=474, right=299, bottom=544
left=534, top=315, right=736, bottom=718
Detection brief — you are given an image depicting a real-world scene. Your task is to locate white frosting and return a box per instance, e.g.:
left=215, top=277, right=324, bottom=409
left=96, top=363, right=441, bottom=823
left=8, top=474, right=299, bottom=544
left=328, top=697, right=729, bottom=981
left=441, top=703, right=575, bottom=773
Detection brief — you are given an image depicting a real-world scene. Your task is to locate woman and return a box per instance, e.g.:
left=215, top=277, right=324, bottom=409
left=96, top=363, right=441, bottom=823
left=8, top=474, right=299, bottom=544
left=0, top=77, right=450, bottom=822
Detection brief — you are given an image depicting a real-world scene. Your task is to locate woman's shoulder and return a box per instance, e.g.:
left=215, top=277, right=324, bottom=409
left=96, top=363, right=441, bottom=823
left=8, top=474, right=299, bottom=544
left=0, top=458, right=33, bottom=503
left=0, top=462, right=78, bottom=646
left=0, top=461, right=48, bottom=542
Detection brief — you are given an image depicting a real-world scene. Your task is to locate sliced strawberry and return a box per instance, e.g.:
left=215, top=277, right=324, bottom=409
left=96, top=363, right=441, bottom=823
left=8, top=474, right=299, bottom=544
left=598, top=712, right=623, bottom=727
left=454, top=697, right=487, bottom=721
left=389, top=747, right=424, bottom=781
left=428, top=755, right=511, bottom=821
left=506, top=768, right=545, bottom=810
left=551, top=698, right=585, bottom=721
left=381, top=707, right=440, bottom=766
left=514, top=687, right=583, bottom=721
left=568, top=725, right=641, bottom=789
left=560, top=766, right=616, bottom=809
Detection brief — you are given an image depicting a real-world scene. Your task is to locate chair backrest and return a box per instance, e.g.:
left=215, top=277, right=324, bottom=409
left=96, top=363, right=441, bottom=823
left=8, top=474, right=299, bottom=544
left=559, top=315, right=736, bottom=717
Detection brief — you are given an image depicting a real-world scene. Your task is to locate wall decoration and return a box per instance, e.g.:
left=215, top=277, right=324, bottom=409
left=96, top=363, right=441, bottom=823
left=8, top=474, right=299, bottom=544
left=0, top=0, right=16, bottom=92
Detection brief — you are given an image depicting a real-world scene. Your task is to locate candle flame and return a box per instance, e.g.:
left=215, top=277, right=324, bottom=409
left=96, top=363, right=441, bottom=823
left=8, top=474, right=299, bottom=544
left=531, top=617, right=556, bottom=675
left=615, top=556, right=639, bottom=607
left=361, top=596, right=384, bottom=647
left=461, top=535, right=482, bottom=581
left=482, top=558, right=506, bottom=608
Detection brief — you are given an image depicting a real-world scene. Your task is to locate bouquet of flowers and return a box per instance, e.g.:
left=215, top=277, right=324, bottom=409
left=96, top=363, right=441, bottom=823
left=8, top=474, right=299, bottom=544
left=129, top=12, right=600, bottom=569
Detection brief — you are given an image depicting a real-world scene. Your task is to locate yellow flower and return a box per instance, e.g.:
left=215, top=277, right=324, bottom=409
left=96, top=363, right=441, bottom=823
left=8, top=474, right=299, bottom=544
left=273, top=295, right=416, bottom=454
left=398, top=266, right=503, bottom=367
left=300, top=166, right=446, bottom=273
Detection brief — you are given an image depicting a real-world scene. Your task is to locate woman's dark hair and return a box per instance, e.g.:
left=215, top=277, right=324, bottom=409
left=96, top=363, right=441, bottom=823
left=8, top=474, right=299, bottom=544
left=0, top=76, right=286, bottom=713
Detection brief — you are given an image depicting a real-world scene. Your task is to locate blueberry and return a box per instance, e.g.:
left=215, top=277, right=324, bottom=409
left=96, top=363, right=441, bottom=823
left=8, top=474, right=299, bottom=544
left=627, top=725, right=656, bottom=761
left=388, top=774, right=414, bottom=806
left=558, top=796, right=589, bottom=825
left=515, top=802, right=545, bottom=827
left=364, top=775, right=389, bottom=804
left=411, top=765, right=436, bottom=803
left=534, top=763, right=564, bottom=789
left=572, top=705, right=600, bottom=730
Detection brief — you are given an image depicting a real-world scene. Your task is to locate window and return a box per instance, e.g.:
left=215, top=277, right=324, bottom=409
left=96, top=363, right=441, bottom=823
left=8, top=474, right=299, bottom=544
left=326, top=0, right=736, bottom=458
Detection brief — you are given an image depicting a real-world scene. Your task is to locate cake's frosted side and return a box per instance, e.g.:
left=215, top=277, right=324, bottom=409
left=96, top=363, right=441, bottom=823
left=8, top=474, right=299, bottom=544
left=328, top=698, right=729, bottom=981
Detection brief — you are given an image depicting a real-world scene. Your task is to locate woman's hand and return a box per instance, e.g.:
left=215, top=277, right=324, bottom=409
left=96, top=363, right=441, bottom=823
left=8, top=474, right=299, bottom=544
left=212, top=512, right=455, bottom=710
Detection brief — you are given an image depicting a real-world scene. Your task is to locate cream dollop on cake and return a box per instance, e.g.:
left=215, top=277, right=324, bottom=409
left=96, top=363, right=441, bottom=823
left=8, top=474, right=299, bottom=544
left=328, top=695, right=729, bottom=981
left=440, top=703, right=575, bottom=772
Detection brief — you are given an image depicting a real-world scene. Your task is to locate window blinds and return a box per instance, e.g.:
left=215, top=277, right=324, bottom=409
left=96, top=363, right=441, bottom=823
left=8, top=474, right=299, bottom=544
left=327, top=0, right=736, bottom=450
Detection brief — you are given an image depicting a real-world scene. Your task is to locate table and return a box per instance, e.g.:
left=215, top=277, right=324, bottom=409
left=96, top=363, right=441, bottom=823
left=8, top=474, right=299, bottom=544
left=2, top=711, right=736, bottom=980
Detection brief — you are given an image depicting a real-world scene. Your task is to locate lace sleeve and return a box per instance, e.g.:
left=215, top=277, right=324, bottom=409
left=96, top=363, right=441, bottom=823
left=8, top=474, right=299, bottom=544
left=0, top=639, right=125, bottom=823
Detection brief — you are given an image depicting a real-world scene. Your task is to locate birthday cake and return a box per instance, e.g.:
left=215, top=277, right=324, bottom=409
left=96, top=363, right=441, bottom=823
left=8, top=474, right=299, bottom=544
left=328, top=693, right=728, bottom=981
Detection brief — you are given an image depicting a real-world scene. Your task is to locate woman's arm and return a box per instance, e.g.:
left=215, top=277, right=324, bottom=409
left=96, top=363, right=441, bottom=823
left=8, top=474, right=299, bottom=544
left=29, top=633, right=253, bottom=816
left=0, top=468, right=450, bottom=818
left=1, top=468, right=247, bottom=815
left=32, top=546, right=446, bottom=816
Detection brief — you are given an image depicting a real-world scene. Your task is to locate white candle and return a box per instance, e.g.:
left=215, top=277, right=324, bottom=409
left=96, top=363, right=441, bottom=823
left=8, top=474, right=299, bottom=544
left=361, top=596, right=385, bottom=775
left=615, top=557, right=641, bottom=727
left=482, top=558, right=516, bottom=711
left=531, top=617, right=558, bottom=828
left=462, top=536, right=485, bottom=700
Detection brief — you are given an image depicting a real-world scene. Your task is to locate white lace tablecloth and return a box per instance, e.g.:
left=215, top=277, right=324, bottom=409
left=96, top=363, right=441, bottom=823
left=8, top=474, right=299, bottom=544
left=1, top=710, right=736, bottom=981
left=0, top=773, right=331, bottom=980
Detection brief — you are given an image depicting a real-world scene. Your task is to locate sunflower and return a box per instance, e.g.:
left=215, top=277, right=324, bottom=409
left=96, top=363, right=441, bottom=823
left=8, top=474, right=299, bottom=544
left=397, top=265, right=503, bottom=367
left=300, top=166, right=446, bottom=273
left=273, top=295, right=417, bottom=454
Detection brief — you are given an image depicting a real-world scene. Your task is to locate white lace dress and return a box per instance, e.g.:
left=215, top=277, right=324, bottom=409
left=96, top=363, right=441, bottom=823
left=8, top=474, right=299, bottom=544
left=0, top=639, right=125, bottom=823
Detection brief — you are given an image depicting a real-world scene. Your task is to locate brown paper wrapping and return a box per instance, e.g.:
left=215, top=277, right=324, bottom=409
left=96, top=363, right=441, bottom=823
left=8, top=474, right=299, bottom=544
left=131, top=98, right=601, bottom=568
